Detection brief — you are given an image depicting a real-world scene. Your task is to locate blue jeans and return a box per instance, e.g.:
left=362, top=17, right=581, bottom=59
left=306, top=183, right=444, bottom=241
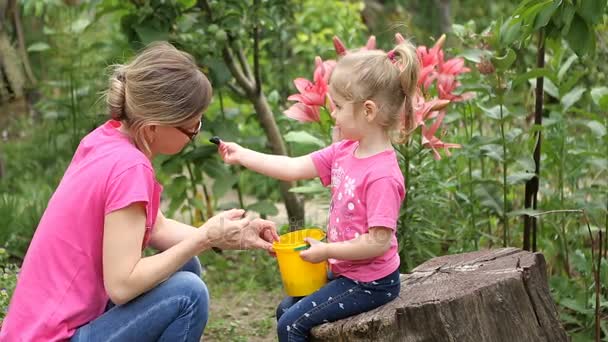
left=71, top=257, right=208, bottom=342
left=276, top=269, right=400, bottom=342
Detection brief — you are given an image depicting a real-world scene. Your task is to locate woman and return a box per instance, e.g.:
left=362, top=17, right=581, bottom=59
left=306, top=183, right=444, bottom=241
left=0, top=41, right=278, bottom=342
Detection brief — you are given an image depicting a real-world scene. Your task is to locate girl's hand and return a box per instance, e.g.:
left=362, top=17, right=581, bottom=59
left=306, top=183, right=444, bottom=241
left=299, top=238, right=330, bottom=263
left=218, top=141, right=245, bottom=165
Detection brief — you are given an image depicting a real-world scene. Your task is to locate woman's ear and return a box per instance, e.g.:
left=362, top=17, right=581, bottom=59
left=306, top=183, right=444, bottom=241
left=362, top=100, right=378, bottom=122
left=143, top=124, right=157, bottom=143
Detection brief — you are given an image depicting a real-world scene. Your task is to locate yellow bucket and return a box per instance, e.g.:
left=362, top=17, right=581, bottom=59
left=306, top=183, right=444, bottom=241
left=273, top=228, right=328, bottom=297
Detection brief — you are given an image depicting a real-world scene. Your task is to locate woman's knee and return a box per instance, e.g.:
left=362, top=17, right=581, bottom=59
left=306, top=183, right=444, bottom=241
left=166, top=272, right=209, bottom=318
left=179, top=256, right=203, bottom=277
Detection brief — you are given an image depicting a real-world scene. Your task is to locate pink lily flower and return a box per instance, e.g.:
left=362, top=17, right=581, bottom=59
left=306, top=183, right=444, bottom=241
left=419, top=64, right=437, bottom=90
left=439, top=57, right=471, bottom=76
left=283, top=102, right=320, bottom=123
left=421, top=111, right=461, bottom=160
left=315, top=57, right=336, bottom=84
left=416, top=34, right=446, bottom=69
left=287, top=62, right=327, bottom=107
left=412, top=92, right=450, bottom=127
left=437, top=74, right=475, bottom=102
left=333, top=35, right=377, bottom=56
left=284, top=57, right=335, bottom=122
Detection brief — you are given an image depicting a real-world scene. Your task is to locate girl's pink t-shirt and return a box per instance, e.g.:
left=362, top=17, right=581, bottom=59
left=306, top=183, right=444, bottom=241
left=310, top=140, right=404, bottom=282
left=0, top=120, right=163, bottom=342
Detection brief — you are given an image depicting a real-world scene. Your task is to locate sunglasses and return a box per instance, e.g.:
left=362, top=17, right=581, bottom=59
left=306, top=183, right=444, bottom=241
left=175, top=119, right=202, bottom=142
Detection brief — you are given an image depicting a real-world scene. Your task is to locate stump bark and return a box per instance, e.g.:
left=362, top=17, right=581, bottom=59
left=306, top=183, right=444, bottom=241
left=311, top=248, right=569, bottom=342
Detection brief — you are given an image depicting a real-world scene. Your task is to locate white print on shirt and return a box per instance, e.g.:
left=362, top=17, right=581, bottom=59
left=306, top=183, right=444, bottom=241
left=329, top=226, right=339, bottom=241
left=343, top=176, right=356, bottom=197
left=331, top=164, right=345, bottom=189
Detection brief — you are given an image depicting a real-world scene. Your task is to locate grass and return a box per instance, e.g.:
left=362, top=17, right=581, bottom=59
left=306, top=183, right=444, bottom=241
left=199, top=249, right=285, bottom=341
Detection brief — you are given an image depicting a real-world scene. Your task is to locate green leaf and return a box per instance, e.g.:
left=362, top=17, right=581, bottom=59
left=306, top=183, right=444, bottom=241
left=559, top=297, right=591, bottom=315
left=212, top=174, right=238, bottom=198
left=561, top=86, right=586, bottom=111
left=71, top=18, right=92, bottom=34
left=206, top=58, right=232, bottom=87
left=513, top=68, right=557, bottom=86
left=528, top=78, right=559, bottom=98
left=480, top=144, right=504, bottom=162
left=134, top=23, right=169, bottom=45
left=586, top=120, right=606, bottom=137
left=565, top=14, right=592, bottom=57
left=516, top=156, right=536, bottom=172
left=557, top=54, right=577, bottom=82
left=579, top=0, right=607, bottom=25
left=507, top=208, right=543, bottom=217
left=534, top=0, right=561, bottom=29
left=507, top=172, right=536, bottom=185
left=501, top=18, right=522, bottom=45
left=284, top=131, right=325, bottom=147
left=491, top=48, right=517, bottom=70
left=27, top=42, right=50, bottom=52
left=460, top=49, right=485, bottom=63
left=479, top=105, right=510, bottom=121
left=246, top=200, right=279, bottom=216
left=505, top=128, right=523, bottom=142
left=177, top=0, right=197, bottom=9
left=201, top=159, right=229, bottom=179
left=475, top=183, right=503, bottom=215
left=590, top=87, right=608, bottom=111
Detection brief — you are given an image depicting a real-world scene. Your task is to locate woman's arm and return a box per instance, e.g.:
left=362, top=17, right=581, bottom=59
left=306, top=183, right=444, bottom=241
left=219, top=142, right=318, bottom=182
left=148, top=210, right=197, bottom=251
left=299, top=227, right=393, bottom=263
left=103, top=206, right=250, bottom=305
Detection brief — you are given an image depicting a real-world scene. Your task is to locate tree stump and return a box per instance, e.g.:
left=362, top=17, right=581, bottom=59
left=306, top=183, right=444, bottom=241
left=311, top=248, right=569, bottom=342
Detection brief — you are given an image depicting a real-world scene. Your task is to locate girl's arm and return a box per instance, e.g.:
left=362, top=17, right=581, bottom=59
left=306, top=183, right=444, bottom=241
left=219, top=141, right=318, bottom=182
left=300, top=227, right=393, bottom=263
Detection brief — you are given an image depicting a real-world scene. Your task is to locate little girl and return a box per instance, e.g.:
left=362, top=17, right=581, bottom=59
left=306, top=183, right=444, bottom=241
left=218, top=41, right=420, bottom=341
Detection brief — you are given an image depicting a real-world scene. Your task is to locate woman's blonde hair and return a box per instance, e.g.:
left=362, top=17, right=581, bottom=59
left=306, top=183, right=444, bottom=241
left=329, top=40, right=420, bottom=142
left=106, top=41, right=212, bottom=153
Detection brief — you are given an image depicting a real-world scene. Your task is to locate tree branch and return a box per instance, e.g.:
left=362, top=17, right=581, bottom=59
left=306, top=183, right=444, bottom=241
left=253, top=0, right=262, bottom=95
left=12, top=0, right=37, bottom=85
left=226, top=81, right=246, bottom=98
left=230, top=37, right=254, bottom=84
left=222, top=44, right=255, bottom=95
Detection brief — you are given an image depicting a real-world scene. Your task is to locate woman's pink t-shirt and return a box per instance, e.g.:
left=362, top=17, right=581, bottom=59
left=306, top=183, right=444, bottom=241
left=0, top=120, right=163, bottom=341
left=310, top=140, right=404, bottom=282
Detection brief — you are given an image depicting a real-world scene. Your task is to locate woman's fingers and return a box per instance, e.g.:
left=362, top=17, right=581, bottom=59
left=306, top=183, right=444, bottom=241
left=222, top=208, right=246, bottom=219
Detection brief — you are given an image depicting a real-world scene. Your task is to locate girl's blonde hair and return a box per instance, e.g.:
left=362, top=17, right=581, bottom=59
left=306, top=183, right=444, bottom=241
left=329, top=40, right=420, bottom=142
left=106, top=41, right=212, bottom=153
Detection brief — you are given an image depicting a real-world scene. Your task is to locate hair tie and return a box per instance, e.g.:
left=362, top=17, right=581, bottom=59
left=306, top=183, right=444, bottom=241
left=387, top=50, right=396, bottom=62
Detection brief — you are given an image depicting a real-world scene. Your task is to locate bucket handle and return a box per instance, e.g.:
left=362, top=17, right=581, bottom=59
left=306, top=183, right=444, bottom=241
left=293, top=237, right=327, bottom=251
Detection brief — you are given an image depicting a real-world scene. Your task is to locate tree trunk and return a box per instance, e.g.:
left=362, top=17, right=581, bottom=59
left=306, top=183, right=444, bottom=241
left=434, top=0, right=452, bottom=34
left=0, top=0, right=26, bottom=103
left=311, top=248, right=568, bottom=342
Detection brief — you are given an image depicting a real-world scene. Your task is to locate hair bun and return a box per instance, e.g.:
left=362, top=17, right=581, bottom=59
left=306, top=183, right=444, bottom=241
left=107, top=68, right=127, bottom=120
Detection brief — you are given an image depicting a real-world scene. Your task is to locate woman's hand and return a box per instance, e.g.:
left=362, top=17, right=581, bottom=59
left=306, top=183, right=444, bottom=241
left=246, top=218, right=280, bottom=253
left=218, top=141, right=245, bottom=165
left=199, top=209, right=251, bottom=250
left=299, top=238, right=330, bottom=263
left=199, top=210, right=279, bottom=252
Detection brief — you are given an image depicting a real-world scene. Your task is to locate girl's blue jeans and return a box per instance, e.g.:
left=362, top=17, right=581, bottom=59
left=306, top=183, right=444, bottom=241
left=71, top=257, right=208, bottom=342
left=276, top=268, right=400, bottom=342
